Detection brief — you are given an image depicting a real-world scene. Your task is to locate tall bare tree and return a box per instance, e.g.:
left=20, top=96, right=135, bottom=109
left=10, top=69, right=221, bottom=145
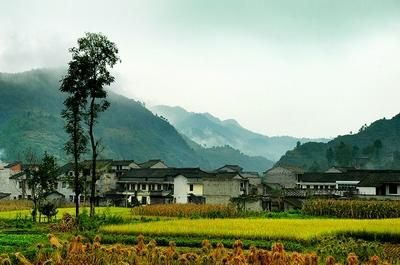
left=66, top=33, right=120, bottom=217
left=60, top=57, right=89, bottom=220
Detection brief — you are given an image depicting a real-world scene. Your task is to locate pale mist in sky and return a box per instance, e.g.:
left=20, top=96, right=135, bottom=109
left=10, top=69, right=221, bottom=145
left=0, top=0, right=399, bottom=138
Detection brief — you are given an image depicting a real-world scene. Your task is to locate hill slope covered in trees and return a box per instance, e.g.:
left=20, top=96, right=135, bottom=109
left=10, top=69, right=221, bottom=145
left=277, top=115, right=400, bottom=171
left=0, top=69, right=273, bottom=172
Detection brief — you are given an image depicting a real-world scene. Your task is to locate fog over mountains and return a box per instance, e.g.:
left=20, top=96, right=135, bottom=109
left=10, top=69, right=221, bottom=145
left=151, top=105, right=330, bottom=161
left=0, top=68, right=274, bottom=172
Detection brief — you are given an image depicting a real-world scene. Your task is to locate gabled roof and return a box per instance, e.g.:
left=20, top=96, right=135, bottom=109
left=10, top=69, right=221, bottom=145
left=9, top=171, right=25, bottom=180
left=58, top=163, right=74, bottom=174
left=299, top=172, right=362, bottom=183
left=325, top=166, right=356, bottom=173
left=81, top=159, right=113, bottom=167
left=119, top=168, right=210, bottom=181
left=204, top=172, right=246, bottom=180
left=0, top=192, right=11, bottom=199
left=138, top=159, right=167, bottom=169
left=215, top=165, right=243, bottom=173
left=111, top=160, right=137, bottom=166
left=44, top=190, right=66, bottom=198
left=265, top=165, right=304, bottom=174
left=299, top=169, right=400, bottom=187
left=4, top=161, right=21, bottom=168
left=356, top=171, right=400, bottom=187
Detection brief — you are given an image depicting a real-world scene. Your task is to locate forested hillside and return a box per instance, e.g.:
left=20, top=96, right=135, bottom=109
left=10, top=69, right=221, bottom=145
left=277, top=115, right=400, bottom=171
left=0, top=69, right=273, bottom=172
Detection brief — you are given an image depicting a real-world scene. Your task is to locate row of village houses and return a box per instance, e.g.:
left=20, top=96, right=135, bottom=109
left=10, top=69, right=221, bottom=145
left=1, top=159, right=400, bottom=211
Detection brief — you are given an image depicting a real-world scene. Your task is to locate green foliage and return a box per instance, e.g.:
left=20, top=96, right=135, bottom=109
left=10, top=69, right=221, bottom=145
left=39, top=202, right=58, bottom=223
left=279, top=112, right=399, bottom=171
left=78, top=208, right=125, bottom=231
left=14, top=213, right=33, bottom=229
left=302, top=199, right=400, bottom=218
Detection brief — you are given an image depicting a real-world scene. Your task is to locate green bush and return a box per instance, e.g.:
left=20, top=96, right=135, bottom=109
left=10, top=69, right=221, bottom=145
left=78, top=208, right=125, bottom=231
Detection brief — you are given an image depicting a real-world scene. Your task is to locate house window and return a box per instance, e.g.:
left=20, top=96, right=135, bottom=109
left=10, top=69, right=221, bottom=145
left=18, top=195, right=22, bottom=200
left=69, top=171, right=74, bottom=177
left=141, top=197, right=147, bottom=204
left=54, top=182, right=59, bottom=190
left=142, top=184, right=146, bottom=190
left=158, top=184, right=162, bottom=190
left=18, top=181, right=23, bottom=189
left=389, top=184, right=398, bottom=194
left=69, top=195, right=74, bottom=202
left=62, top=182, right=67, bottom=188
left=189, top=184, right=194, bottom=192
left=27, top=195, right=32, bottom=200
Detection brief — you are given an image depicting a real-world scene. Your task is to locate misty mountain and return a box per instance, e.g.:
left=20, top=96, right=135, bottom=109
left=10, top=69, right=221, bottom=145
left=277, top=115, right=400, bottom=171
left=150, top=105, right=330, bottom=161
left=0, top=69, right=273, bottom=172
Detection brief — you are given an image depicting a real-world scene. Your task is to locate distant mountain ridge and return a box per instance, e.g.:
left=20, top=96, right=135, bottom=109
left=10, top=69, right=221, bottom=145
left=0, top=68, right=273, bottom=172
left=150, top=105, right=330, bottom=161
left=277, top=114, right=400, bottom=171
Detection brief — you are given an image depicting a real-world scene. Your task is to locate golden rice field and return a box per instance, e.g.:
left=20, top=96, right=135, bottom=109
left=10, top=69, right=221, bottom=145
left=100, top=218, right=400, bottom=241
left=0, top=207, right=132, bottom=220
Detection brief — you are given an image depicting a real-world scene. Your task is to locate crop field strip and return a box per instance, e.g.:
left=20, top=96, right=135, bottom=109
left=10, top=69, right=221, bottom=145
left=0, top=207, right=133, bottom=220
left=100, top=218, right=400, bottom=241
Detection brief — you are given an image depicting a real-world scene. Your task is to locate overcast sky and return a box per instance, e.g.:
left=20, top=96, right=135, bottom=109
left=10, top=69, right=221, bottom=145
left=1, top=0, right=400, bottom=138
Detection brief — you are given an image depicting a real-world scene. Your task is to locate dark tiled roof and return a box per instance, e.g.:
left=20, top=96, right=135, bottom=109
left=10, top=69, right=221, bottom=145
left=356, top=172, right=400, bottom=187
left=0, top=192, right=11, bottom=199
left=215, top=165, right=243, bottom=173
left=139, top=159, right=166, bottom=168
left=5, top=162, right=21, bottom=168
left=299, top=170, right=400, bottom=187
left=204, top=172, right=246, bottom=180
left=58, top=163, right=74, bottom=174
left=82, top=159, right=113, bottom=167
left=119, top=168, right=210, bottom=181
left=325, top=166, right=357, bottom=173
left=111, top=160, right=136, bottom=166
left=265, top=165, right=304, bottom=174
left=9, top=171, right=25, bottom=180
left=299, top=172, right=362, bottom=183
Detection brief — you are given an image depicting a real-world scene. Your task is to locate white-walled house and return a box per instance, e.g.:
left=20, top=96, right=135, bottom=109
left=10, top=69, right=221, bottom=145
left=294, top=170, right=400, bottom=198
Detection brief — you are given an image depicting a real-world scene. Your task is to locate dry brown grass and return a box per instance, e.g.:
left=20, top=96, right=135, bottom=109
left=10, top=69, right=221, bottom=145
left=0, top=200, right=32, bottom=212
left=0, top=234, right=393, bottom=265
left=131, top=203, right=238, bottom=218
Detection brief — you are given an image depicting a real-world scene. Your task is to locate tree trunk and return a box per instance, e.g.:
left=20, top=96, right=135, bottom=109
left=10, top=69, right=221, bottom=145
left=73, top=114, right=80, bottom=222
left=74, top=155, right=80, bottom=221
left=89, top=96, right=96, bottom=218
left=32, top=185, right=37, bottom=223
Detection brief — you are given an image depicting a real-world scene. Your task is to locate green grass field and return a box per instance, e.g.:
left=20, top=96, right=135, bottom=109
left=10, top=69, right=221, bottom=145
left=100, top=218, right=400, bottom=241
